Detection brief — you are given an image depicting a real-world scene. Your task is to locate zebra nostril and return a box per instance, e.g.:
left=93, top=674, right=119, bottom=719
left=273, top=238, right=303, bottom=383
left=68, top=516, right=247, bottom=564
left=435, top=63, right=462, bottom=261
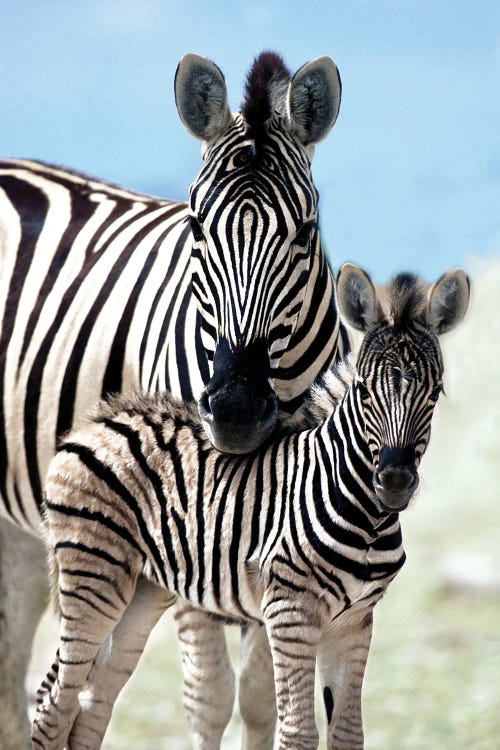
left=261, top=393, right=278, bottom=425
left=377, top=466, right=414, bottom=492
left=198, top=391, right=212, bottom=422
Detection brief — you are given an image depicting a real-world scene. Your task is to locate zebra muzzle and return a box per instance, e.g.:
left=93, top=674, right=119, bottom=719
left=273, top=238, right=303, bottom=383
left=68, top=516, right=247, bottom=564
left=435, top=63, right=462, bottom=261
left=199, top=337, right=278, bottom=454
left=373, top=462, right=419, bottom=512
left=198, top=382, right=278, bottom=454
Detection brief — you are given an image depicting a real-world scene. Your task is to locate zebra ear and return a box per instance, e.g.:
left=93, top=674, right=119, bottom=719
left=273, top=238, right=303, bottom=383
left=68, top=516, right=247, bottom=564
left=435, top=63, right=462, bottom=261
left=337, top=263, right=380, bottom=332
left=288, top=56, right=341, bottom=147
left=427, top=269, right=470, bottom=334
left=175, top=53, right=233, bottom=143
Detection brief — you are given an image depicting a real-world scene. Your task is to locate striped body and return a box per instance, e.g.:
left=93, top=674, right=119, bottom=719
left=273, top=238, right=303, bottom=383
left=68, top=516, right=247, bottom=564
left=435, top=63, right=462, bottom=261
left=33, top=265, right=470, bottom=749
left=0, top=149, right=343, bottom=530
left=37, top=368, right=403, bottom=750
left=46, top=388, right=403, bottom=622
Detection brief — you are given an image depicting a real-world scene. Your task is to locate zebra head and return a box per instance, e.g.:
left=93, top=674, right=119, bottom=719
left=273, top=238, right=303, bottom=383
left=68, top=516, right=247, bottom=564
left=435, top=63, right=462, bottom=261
left=175, top=52, right=341, bottom=453
left=337, top=263, right=470, bottom=512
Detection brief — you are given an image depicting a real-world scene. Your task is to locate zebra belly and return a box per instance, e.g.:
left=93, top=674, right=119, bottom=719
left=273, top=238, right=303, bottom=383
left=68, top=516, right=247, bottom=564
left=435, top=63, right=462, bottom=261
left=143, top=554, right=265, bottom=624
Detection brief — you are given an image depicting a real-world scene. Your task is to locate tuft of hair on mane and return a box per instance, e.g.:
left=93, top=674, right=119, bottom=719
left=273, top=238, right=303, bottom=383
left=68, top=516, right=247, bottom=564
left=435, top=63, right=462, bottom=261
left=241, top=51, right=291, bottom=134
left=385, top=272, right=427, bottom=330
left=283, top=354, right=356, bottom=431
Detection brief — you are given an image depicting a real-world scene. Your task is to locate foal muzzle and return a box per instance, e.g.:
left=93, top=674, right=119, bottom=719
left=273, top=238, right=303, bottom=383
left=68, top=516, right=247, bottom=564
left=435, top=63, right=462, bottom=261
left=373, top=446, right=420, bottom=512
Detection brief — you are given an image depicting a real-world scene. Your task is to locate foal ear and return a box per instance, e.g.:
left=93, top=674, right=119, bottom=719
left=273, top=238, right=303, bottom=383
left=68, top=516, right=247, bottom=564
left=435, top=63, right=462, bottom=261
left=175, top=53, right=233, bottom=143
left=288, top=56, right=341, bottom=146
left=337, top=263, right=380, bottom=331
left=427, top=269, right=470, bottom=334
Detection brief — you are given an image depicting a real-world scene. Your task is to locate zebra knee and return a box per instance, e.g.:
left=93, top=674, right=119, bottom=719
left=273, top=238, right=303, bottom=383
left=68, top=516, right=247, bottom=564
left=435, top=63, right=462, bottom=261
left=183, top=663, right=236, bottom=747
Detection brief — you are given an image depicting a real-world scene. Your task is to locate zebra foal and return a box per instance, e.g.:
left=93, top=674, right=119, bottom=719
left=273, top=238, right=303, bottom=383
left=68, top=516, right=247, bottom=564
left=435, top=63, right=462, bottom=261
left=33, top=263, right=470, bottom=750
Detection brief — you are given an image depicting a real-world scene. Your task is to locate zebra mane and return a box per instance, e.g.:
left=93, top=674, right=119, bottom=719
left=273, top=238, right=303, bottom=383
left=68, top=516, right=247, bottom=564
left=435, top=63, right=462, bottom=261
left=72, top=353, right=357, bottom=448
left=384, top=273, right=428, bottom=331
left=241, top=51, right=291, bottom=135
left=69, top=389, right=203, bottom=437
left=285, top=353, right=356, bottom=431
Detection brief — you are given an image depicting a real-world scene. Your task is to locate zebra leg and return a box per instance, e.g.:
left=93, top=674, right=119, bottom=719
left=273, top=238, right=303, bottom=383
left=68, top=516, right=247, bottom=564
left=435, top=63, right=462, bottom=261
left=238, top=623, right=277, bottom=750
left=35, top=649, right=61, bottom=707
left=174, top=601, right=236, bottom=750
left=317, top=609, right=373, bottom=750
left=263, top=593, right=321, bottom=750
left=31, top=548, right=139, bottom=750
left=0, top=520, right=49, bottom=750
left=67, top=577, right=175, bottom=749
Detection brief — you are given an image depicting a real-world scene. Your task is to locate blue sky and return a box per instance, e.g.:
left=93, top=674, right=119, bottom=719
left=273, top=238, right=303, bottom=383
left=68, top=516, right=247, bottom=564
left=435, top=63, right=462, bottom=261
left=1, top=1, right=498, bottom=281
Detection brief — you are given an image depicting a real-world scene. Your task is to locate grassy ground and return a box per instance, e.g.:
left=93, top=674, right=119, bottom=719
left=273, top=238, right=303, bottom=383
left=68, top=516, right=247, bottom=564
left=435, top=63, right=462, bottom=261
left=28, top=259, right=500, bottom=749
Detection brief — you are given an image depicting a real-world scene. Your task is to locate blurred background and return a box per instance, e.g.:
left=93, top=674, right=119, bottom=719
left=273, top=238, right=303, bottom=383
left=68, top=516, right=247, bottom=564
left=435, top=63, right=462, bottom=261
left=2, top=1, right=498, bottom=748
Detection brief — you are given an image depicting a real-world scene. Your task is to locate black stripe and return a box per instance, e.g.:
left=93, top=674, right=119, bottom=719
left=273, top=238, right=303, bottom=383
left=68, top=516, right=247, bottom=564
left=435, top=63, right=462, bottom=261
left=59, top=442, right=168, bottom=585
left=195, top=445, right=207, bottom=603
left=147, top=226, right=192, bottom=393
left=211, top=457, right=243, bottom=606
left=54, top=540, right=132, bottom=574
left=171, top=506, right=194, bottom=598
left=46, top=500, right=145, bottom=559
left=229, top=458, right=255, bottom=614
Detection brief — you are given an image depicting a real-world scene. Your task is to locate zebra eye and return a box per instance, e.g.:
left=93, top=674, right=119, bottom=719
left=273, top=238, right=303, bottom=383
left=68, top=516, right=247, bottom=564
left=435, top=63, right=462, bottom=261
left=294, top=221, right=316, bottom=247
left=429, top=384, right=444, bottom=402
left=188, top=216, right=205, bottom=243
left=232, top=149, right=252, bottom=168
left=357, top=381, right=371, bottom=400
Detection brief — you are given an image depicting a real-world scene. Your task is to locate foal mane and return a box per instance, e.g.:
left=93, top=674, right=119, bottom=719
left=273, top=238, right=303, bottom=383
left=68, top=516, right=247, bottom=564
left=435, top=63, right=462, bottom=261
left=384, top=273, right=427, bottom=331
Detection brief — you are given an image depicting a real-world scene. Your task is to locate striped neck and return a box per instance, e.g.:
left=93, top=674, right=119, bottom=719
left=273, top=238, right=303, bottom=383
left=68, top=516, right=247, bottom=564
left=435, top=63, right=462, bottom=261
left=275, top=231, right=344, bottom=415
left=312, top=384, right=401, bottom=535
left=281, top=383, right=404, bottom=588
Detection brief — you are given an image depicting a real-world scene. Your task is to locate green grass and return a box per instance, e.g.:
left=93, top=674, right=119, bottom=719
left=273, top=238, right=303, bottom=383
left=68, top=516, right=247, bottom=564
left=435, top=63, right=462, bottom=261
left=29, top=259, right=500, bottom=749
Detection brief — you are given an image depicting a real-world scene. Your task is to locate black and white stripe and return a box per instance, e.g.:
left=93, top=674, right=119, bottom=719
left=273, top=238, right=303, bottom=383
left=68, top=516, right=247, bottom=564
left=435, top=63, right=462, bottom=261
left=32, top=264, right=469, bottom=749
left=0, top=51, right=348, bottom=750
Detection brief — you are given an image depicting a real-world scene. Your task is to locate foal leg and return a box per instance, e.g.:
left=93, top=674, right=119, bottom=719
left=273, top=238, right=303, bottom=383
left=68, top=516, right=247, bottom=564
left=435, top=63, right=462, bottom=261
left=31, top=545, right=139, bottom=750
left=67, top=577, right=175, bottom=749
left=174, top=602, right=235, bottom=750
left=263, top=591, right=321, bottom=750
left=239, top=623, right=277, bottom=750
left=317, top=608, right=373, bottom=750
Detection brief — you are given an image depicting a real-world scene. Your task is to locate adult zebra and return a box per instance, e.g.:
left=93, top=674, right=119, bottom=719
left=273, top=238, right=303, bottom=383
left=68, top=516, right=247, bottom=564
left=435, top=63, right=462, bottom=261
left=32, top=264, right=470, bottom=750
left=0, top=52, right=348, bottom=748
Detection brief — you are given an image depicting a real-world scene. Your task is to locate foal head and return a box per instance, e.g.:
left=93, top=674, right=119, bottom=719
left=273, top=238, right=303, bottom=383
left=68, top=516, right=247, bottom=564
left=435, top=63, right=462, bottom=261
left=337, top=263, right=470, bottom=511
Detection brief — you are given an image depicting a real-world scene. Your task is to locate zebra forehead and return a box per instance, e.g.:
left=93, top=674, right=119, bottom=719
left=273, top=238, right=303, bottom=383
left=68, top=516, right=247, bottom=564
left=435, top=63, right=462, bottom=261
left=358, top=321, right=442, bottom=371
left=197, top=172, right=313, bottom=230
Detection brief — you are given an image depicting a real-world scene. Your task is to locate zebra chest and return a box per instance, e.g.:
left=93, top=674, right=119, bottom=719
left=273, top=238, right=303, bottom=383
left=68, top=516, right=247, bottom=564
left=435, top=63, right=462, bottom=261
left=276, top=533, right=406, bottom=626
left=341, top=545, right=406, bottom=616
